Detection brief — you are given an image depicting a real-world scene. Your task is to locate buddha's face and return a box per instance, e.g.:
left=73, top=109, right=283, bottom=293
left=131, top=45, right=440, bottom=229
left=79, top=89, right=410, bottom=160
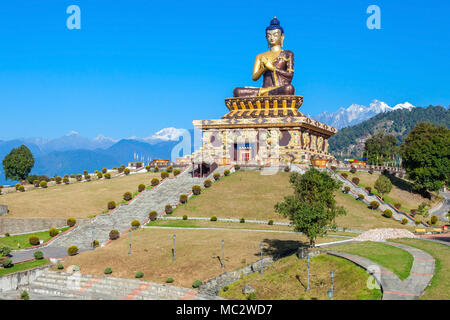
left=266, top=29, right=284, bottom=47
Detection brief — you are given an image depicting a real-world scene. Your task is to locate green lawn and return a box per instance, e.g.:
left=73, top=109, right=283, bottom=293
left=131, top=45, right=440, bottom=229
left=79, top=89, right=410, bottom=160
left=219, top=254, right=382, bottom=300
left=331, top=241, right=414, bottom=280
left=0, top=227, right=70, bottom=249
left=391, top=238, right=450, bottom=300
left=0, top=259, right=50, bottom=276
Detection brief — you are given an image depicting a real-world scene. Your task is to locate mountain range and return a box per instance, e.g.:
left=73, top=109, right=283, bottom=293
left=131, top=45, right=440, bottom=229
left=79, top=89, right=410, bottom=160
left=312, top=100, right=415, bottom=129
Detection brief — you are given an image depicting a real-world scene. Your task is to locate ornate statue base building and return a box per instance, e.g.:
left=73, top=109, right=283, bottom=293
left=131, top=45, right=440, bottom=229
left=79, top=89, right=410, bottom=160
left=192, top=95, right=337, bottom=167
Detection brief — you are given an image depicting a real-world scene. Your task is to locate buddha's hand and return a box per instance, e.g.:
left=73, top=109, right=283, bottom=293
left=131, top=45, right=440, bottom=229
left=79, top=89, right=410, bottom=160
left=261, top=57, right=275, bottom=71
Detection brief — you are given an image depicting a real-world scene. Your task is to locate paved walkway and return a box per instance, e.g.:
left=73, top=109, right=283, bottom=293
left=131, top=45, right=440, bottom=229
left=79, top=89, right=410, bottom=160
left=328, top=241, right=435, bottom=300
left=429, top=191, right=450, bottom=222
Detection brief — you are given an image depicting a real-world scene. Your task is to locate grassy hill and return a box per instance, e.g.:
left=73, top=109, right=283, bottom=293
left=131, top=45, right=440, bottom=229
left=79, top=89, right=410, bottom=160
left=329, top=105, right=450, bottom=159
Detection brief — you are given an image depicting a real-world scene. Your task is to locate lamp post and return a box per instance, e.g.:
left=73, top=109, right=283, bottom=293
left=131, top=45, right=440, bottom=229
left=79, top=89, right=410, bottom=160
left=172, top=234, right=176, bottom=262
left=221, top=240, right=225, bottom=269
left=128, top=229, right=131, bottom=255
left=328, top=270, right=334, bottom=300
left=260, top=243, right=263, bottom=274
left=306, top=256, right=310, bottom=292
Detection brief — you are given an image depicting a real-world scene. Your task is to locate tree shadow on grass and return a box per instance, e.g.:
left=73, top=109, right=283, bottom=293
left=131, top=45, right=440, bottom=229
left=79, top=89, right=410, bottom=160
left=256, top=238, right=309, bottom=260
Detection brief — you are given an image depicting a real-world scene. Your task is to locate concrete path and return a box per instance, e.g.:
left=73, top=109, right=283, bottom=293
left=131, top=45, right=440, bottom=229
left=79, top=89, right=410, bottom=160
left=429, top=191, right=450, bottom=222
left=327, top=241, right=435, bottom=300
left=9, top=247, right=91, bottom=264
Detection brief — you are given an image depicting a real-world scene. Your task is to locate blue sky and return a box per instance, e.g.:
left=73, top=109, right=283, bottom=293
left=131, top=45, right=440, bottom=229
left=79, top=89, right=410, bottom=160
left=0, top=0, right=449, bottom=140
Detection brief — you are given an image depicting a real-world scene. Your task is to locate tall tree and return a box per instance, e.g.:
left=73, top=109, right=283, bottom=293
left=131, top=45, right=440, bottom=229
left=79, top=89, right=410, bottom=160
left=363, top=133, right=398, bottom=166
left=275, top=168, right=346, bottom=247
left=2, top=145, right=35, bottom=182
left=400, top=122, right=450, bottom=194
left=374, top=175, right=393, bottom=199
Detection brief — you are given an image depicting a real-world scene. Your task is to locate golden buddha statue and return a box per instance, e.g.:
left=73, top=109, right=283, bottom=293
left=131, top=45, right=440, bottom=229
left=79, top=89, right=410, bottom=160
left=233, top=17, right=295, bottom=97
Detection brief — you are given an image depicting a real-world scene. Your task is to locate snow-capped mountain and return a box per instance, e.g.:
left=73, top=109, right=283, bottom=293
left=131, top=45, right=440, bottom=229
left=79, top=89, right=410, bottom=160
left=312, top=100, right=415, bottom=129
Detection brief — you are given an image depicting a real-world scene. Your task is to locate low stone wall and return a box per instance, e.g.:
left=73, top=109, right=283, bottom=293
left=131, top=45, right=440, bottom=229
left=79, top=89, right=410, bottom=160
left=0, top=205, right=7, bottom=217
left=0, top=218, right=89, bottom=235
left=0, top=265, right=51, bottom=292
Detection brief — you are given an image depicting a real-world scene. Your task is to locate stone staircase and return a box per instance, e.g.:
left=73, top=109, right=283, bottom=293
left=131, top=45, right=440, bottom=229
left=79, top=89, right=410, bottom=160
left=47, top=166, right=228, bottom=249
left=12, top=270, right=223, bottom=300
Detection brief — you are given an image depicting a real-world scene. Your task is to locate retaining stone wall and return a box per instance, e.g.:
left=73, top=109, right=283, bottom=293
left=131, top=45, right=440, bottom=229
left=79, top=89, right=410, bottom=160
left=0, top=218, right=89, bottom=235
left=0, top=265, right=51, bottom=292
left=0, top=205, right=7, bottom=217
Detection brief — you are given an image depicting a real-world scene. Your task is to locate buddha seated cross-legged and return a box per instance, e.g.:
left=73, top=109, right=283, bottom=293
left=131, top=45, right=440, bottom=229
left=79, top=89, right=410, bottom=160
left=233, top=17, right=296, bottom=98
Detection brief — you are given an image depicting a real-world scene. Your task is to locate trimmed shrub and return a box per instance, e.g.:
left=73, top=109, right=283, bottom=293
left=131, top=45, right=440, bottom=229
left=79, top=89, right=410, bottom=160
left=33, top=180, right=40, bottom=187
left=173, top=169, right=181, bottom=176
left=343, top=186, right=351, bottom=193
left=204, top=179, right=212, bottom=188
left=284, top=166, right=290, bottom=172
left=341, top=173, right=348, bottom=179
left=149, top=210, right=158, bottom=221
left=67, top=245, right=78, bottom=256
left=4, top=233, right=9, bottom=237
left=235, top=164, right=240, bottom=170
left=0, top=246, right=11, bottom=256
left=124, top=168, right=130, bottom=175
left=33, top=250, right=44, bottom=260
left=394, top=203, right=402, bottom=210
left=414, top=219, right=421, bottom=226
left=350, top=166, right=357, bottom=174
left=331, top=166, right=337, bottom=172
left=123, top=192, right=132, bottom=201
left=357, top=194, right=365, bottom=200
left=84, top=174, right=91, bottom=181
left=97, top=172, right=103, bottom=179
left=401, top=218, right=408, bottom=225
left=222, top=286, right=229, bottom=292
left=192, top=185, right=201, bottom=195
left=109, top=230, right=120, bottom=240
left=166, top=166, right=173, bottom=173
left=29, top=235, right=40, bottom=246
left=268, top=220, right=274, bottom=225
left=247, top=292, right=257, bottom=300
left=102, top=168, right=107, bottom=174
left=370, top=201, right=380, bottom=210
left=15, top=183, right=21, bottom=190
left=430, top=215, right=438, bottom=225
left=192, top=280, right=202, bottom=288
left=57, top=263, right=64, bottom=270
left=181, top=215, right=187, bottom=221
left=20, top=290, right=29, bottom=300
left=240, top=218, right=245, bottom=223
left=39, top=180, right=48, bottom=188
left=210, top=216, right=217, bottom=222
left=63, top=176, right=70, bottom=184
left=104, top=173, right=111, bottom=179
left=70, top=174, right=75, bottom=179
left=410, top=209, right=417, bottom=216
left=49, top=227, right=59, bottom=237
left=107, top=201, right=116, bottom=210
left=165, top=204, right=173, bottom=214
left=50, top=178, right=55, bottom=182
left=18, top=185, right=25, bottom=192
left=366, top=187, right=372, bottom=194
left=383, top=209, right=393, bottom=218
left=166, top=277, right=174, bottom=283
left=224, top=169, right=230, bottom=176
left=131, top=220, right=140, bottom=228
left=145, top=165, right=151, bottom=172
left=67, top=217, right=76, bottom=227
left=0, top=257, right=12, bottom=268
left=55, top=176, right=62, bottom=184
left=104, top=267, right=112, bottom=275
left=135, top=271, right=144, bottom=278
left=91, top=240, right=99, bottom=248
left=161, top=171, right=169, bottom=179
left=213, top=173, right=220, bottom=181
left=76, top=174, right=82, bottom=181
left=154, top=166, right=159, bottom=172
left=138, top=184, right=145, bottom=192
left=151, top=178, right=160, bottom=186
left=179, top=194, right=188, bottom=204
left=351, top=177, right=360, bottom=185
left=118, top=166, right=125, bottom=173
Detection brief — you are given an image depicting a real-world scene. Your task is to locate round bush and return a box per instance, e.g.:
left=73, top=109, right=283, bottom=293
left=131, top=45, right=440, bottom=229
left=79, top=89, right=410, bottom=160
left=123, top=192, right=132, bottom=201
left=104, top=267, right=112, bottom=275
left=179, top=194, right=188, bottom=204
left=357, top=194, right=365, bottom=200
left=173, top=169, right=181, bottom=176
left=341, top=173, right=348, bottom=179
left=20, top=290, right=29, bottom=300
left=394, top=203, right=402, bottom=210
left=138, top=184, right=145, bottom=192
left=145, top=165, right=151, bottom=172
left=29, top=236, right=40, bottom=246
left=351, top=177, right=360, bottom=185
left=182, top=215, right=188, bottom=220
left=204, top=179, right=212, bottom=188
left=107, top=201, right=116, bottom=210
left=15, top=183, right=21, bottom=190
left=410, top=209, right=417, bottom=216
left=154, top=166, right=159, bottom=172
left=210, top=216, right=217, bottom=222
left=18, top=185, right=25, bottom=192
left=33, top=250, right=44, bottom=260
left=85, top=174, right=91, bottom=181
left=430, top=215, right=438, bottom=225
left=247, top=292, right=257, bottom=300
left=268, top=220, right=274, bottom=225
left=151, top=178, right=160, bottom=186
left=350, top=167, right=357, bottom=174
left=33, top=180, right=40, bottom=187
left=383, top=209, right=393, bottom=218
left=192, top=280, right=202, bottom=288
left=57, top=263, right=64, bottom=270
left=235, top=164, right=241, bottom=170
left=240, top=218, right=245, bottom=223
left=213, top=173, right=220, bottom=181
left=135, top=271, right=144, bottom=278
left=1, top=246, right=11, bottom=256
left=118, top=166, right=125, bottom=173
left=343, top=186, right=351, bottom=193
left=67, top=217, right=76, bottom=227
left=165, top=204, right=173, bottom=214
left=414, top=219, right=421, bottom=226
left=166, top=166, right=173, bottom=173
left=104, top=173, right=111, bottom=179
left=4, top=233, right=10, bottom=237
left=40, top=180, right=48, bottom=188
left=161, top=171, right=169, bottom=179
left=67, top=245, right=78, bottom=256
left=131, top=220, right=140, bottom=228
left=97, top=172, right=103, bottom=179
left=401, top=218, right=408, bottom=225
left=49, top=227, right=59, bottom=237
left=109, top=230, right=120, bottom=240
left=124, top=168, right=130, bottom=175
left=63, top=176, right=70, bottom=184
left=149, top=210, right=158, bottom=221
left=0, top=257, right=12, bottom=268
left=331, top=166, right=337, bottom=172
left=166, top=277, right=174, bottom=283
left=284, top=166, right=290, bottom=172
left=76, top=174, right=82, bottom=181
left=192, top=185, right=201, bottom=195
left=366, top=187, right=372, bottom=194
left=91, top=240, right=99, bottom=248
left=224, top=169, right=230, bottom=176
left=102, top=168, right=107, bottom=174
left=370, top=201, right=380, bottom=210
left=55, top=176, right=62, bottom=184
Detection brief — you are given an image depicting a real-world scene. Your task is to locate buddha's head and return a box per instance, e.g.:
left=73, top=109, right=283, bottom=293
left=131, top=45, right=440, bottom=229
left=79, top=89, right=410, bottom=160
left=266, top=17, right=285, bottom=48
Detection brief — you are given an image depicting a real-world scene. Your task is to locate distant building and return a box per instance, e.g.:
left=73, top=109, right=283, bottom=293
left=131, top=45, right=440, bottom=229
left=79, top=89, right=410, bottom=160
left=149, top=159, right=171, bottom=167
left=128, top=162, right=144, bottom=168
left=176, top=155, right=192, bottom=166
